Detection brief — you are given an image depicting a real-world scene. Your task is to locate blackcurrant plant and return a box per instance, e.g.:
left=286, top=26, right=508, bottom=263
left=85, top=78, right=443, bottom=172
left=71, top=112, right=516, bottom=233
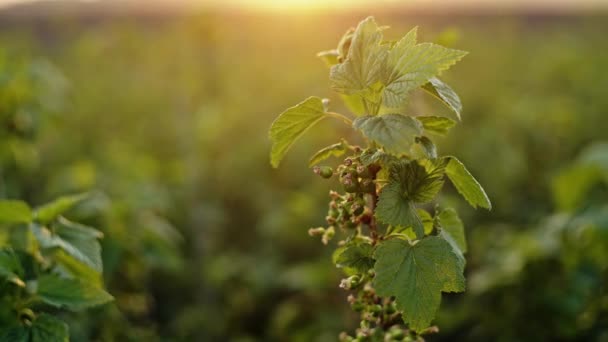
left=269, top=17, right=491, bottom=341
left=0, top=194, right=113, bottom=341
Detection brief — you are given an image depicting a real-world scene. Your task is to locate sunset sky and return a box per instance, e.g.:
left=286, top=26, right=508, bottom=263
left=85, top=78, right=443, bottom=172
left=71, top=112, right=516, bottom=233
left=0, top=0, right=607, bottom=10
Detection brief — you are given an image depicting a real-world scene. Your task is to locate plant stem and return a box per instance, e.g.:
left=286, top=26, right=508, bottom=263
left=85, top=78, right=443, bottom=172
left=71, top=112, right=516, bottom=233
left=369, top=165, right=380, bottom=245
left=326, top=112, right=353, bottom=125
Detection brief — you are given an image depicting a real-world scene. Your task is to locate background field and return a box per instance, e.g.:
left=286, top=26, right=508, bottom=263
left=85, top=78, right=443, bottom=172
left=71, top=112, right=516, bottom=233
left=0, top=3, right=607, bottom=341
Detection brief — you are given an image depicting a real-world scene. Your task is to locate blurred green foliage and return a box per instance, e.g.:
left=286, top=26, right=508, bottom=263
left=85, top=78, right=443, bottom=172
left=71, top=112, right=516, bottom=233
left=0, top=10, right=606, bottom=341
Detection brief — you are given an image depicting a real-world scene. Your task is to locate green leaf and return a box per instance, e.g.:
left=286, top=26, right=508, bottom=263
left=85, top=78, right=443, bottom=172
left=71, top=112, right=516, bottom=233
left=0, top=314, right=69, bottom=342
left=53, top=250, right=102, bottom=286
left=373, top=236, right=465, bottom=332
left=416, top=116, right=457, bottom=136
left=376, top=160, right=445, bottom=238
left=444, top=157, right=492, bottom=209
left=31, top=223, right=103, bottom=273
left=330, top=17, right=387, bottom=105
left=383, top=29, right=467, bottom=108
left=340, top=93, right=366, bottom=116
left=269, top=96, right=328, bottom=168
left=333, top=243, right=375, bottom=274
left=0, top=248, right=25, bottom=287
left=0, top=200, right=32, bottom=224
left=308, top=140, right=347, bottom=167
left=34, top=193, right=89, bottom=224
left=36, top=274, right=113, bottom=311
left=353, top=114, right=422, bottom=155
left=437, top=208, right=467, bottom=253
left=30, top=314, right=69, bottom=342
left=421, top=78, right=463, bottom=119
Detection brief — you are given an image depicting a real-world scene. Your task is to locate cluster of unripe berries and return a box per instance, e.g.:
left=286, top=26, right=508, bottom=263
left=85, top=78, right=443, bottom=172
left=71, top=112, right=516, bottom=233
left=339, top=282, right=418, bottom=342
left=313, top=157, right=377, bottom=194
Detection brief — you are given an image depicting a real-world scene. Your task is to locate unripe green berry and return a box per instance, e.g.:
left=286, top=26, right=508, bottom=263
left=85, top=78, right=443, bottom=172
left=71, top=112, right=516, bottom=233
left=308, top=227, right=325, bottom=237
left=313, top=165, right=334, bottom=178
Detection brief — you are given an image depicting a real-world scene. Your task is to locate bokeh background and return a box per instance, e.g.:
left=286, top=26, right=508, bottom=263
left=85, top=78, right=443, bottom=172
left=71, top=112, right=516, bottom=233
left=1, top=0, right=608, bottom=340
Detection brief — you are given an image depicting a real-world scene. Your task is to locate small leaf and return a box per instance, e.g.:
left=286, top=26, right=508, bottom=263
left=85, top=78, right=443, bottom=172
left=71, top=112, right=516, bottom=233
left=0, top=248, right=25, bottom=287
left=436, top=208, right=467, bottom=253
left=353, top=114, right=422, bottom=155
left=36, top=274, right=113, bottom=311
left=308, top=141, right=347, bottom=167
left=376, top=160, right=445, bottom=238
left=444, top=157, right=492, bottom=209
left=373, top=236, right=465, bottom=332
left=269, top=96, right=328, bottom=168
left=34, top=193, right=89, bottom=224
left=421, top=78, right=463, bottom=119
left=416, top=116, right=457, bottom=136
left=333, top=243, right=375, bottom=274
left=0, top=200, right=32, bottom=224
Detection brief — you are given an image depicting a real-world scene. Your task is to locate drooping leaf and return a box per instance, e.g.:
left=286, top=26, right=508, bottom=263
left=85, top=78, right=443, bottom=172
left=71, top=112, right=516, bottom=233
left=376, top=160, right=445, bottom=238
left=373, top=237, right=465, bottom=332
left=416, top=115, right=457, bottom=136
left=330, top=17, right=387, bottom=106
left=269, top=96, right=328, bottom=168
left=383, top=29, right=467, bottom=108
left=421, top=78, right=463, bottom=119
left=437, top=208, right=467, bottom=253
left=333, top=243, right=375, bottom=274
left=309, top=141, right=347, bottom=167
left=34, top=193, right=89, bottom=224
left=0, top=248, right=25, bottom=287
left=0, top=200, right=32, bottom=224
left=444, top=157, right=492, bottom=209
left=353, top=114, right=422, bottom=155
left=36, top=274, right=113, bottom=311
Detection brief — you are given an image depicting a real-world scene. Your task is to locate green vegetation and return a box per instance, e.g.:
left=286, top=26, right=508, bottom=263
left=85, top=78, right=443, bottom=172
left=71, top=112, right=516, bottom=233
left=0, top=8, right=607, bottom=341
